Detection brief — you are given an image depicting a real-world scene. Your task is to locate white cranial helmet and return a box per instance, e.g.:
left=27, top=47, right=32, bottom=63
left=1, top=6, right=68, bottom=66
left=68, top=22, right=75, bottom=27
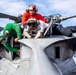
left=26, top=18, right=37, bottom=24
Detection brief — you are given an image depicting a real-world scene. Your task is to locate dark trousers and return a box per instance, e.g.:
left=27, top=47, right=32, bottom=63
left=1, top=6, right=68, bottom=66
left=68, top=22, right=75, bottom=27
left=52, top=24, right=72, bottom=37
left=45, top=24, right=73, bottom=37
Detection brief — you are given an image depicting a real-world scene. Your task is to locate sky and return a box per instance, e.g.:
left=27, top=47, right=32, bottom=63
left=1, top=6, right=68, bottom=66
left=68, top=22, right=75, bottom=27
left=0, top=0, right=76, bottom=27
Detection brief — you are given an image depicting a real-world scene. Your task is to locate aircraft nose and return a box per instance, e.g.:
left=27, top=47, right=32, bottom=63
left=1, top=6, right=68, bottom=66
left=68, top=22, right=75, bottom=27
left=18, top=39, right=63, bottom=75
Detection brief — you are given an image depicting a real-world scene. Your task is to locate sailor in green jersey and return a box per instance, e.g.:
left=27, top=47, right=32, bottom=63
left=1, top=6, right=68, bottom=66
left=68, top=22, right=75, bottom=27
left=0, top=23, right=22, bottom=53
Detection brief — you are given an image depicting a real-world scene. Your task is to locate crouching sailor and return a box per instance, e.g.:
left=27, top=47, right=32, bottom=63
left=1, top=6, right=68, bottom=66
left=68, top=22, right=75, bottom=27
left=23, top=18, right=48, bottom=38
left=0, top=23, right=22, bottom=55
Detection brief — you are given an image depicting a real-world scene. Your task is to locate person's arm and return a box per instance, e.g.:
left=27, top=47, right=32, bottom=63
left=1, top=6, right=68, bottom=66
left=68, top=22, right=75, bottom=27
left=34, top=21, right=43, bottom=38
left=23, top=25, right=31, bottom=38
left=35, top=31, right=42, bottom=38
left=35, top=20, right=48, bottom=38
left=12, top=23, right=22, bottom=42
left=23, top=32, right=31, bottom=38
left=38, top=14, right=46, bottom=23
left=14, top=23, right=22, bottom=39
left=22, top=12, right=28, bottom=26
left=3, top=43, right=18, bottom=52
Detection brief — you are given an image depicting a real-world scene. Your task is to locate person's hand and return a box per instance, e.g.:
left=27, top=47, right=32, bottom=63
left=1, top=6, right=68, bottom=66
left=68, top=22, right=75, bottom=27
left=16, top=49, right=20, bottom=56
left=14, top=38, right=19, bottom=42
left=0, top=37, right=2, bottom=41
left=18, top=49, right=20, bottom=56
left=34, top=37, right=38, bottom=39
left=28, top=36, right=31, bottom=39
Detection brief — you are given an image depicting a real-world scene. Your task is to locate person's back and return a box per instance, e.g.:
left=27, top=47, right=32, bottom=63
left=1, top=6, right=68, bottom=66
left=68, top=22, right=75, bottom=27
left=22, top=4, right=46, bottom=26
left=3, top=23, right=22, bottom=39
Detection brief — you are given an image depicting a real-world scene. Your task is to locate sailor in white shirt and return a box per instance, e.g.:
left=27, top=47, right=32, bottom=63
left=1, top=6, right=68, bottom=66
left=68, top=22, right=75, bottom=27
left=23, top=18, right=48, bottom=38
